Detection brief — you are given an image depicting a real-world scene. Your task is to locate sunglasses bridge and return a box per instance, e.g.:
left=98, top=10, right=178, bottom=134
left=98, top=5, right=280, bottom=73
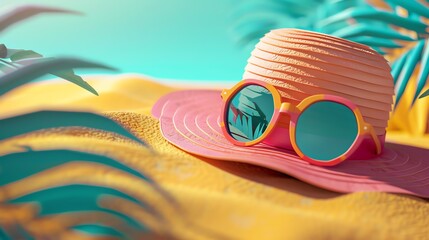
left=279, top=102, right=300, bottom=117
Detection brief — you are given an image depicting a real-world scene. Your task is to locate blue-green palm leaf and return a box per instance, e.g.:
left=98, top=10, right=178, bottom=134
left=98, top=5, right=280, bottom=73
left=0, top=150, right=168, bottom=239
left=232, top=0, right=429, bottom=108
left=393, top=40, right=425, bottom=107
left=330, top=24, right=414, bottom=41
left=317, top=7, right=428, bottom=35
left=385, top=0, right=429, bottom=19
left=347, top=36, right=402, bottom=48
left=0, top=110, right=146, bottom=145
left=0, top=3, right=170, bottom=239
left=414, top=41, right=429, bottom=103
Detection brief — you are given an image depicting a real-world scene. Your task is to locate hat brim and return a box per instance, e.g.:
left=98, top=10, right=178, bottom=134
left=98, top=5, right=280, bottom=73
left=152, top=90, right=429, bottom=198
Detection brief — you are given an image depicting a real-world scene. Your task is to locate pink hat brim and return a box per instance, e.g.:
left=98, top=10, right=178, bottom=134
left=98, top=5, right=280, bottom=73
left=152, top=90, right=429, bottom=197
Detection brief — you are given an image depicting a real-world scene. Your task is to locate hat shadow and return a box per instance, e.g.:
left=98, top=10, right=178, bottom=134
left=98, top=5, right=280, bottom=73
left=323, top=142, right=429, bottom=199
left=190, top=141, right=429, bottom=201
left=193, top=154, right=343, bottom=199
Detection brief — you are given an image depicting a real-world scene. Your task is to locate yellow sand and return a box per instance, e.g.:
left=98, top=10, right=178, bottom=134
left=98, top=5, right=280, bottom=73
left=0, top=75, right=428, bottom=239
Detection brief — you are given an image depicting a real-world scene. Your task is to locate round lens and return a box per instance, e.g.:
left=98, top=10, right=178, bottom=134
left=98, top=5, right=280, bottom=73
left=295, top=101, right=358, bottom=161
left=226, top=84, right=275, bottom=142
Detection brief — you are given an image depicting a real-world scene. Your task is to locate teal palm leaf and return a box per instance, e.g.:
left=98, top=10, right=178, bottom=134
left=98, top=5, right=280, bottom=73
left=414, top=40, right=429, bottom=103
left=317, top=7, right=428, bottom=35
left=393, top=40, right=426, bottom=107
left=0, top=110, right=146, bottom=145
left=330, top=24, right=414, bottom=41
left=0, top=149, right=170, bottom=239
left=385, top=0, right=429, bottom=19
left=0, top=3, right=169, bottom=239
left=232, top=0, right=429, bottom=108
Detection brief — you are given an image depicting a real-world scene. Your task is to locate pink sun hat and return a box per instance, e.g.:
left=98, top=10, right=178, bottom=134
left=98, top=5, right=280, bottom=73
left=152, top=29, right=429, bottom=197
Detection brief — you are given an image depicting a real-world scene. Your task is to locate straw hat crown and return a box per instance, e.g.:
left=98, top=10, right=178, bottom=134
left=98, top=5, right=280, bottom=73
left=243, top=28, right=394, bottom=135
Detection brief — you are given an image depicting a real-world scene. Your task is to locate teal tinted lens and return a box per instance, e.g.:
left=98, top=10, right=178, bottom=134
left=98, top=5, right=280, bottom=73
left=226, top=84, right=274, bottom=142
left=295, top=101, right=358, bottom=161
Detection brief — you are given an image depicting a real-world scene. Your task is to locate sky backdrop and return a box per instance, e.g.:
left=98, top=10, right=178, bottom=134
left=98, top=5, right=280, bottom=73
left=1, top=0, right=252, bottom=82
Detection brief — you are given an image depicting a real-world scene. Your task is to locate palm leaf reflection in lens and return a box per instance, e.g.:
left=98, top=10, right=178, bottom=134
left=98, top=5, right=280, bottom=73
left=227, top=85, right=274, bottom=142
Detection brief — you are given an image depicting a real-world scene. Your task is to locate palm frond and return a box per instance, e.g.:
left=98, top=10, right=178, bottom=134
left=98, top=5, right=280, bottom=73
left=0, top=149, right=147, bottom=181
left=391, top=49, right=410, bottom=84
left=0, top=4, right=174, bottom=239
left=0, top=44, right=6, bottom=58
left=11, top=54, right=102, bottom=96
left=393, top=40, right=425, bottom=107
left=232, top=0, right=429, bottom=107
left=413, top=40, right=429, bottom=104
left=0, top=5, right=97, bottom=96
left=0, top=5, right=81, bottom=33
left=0, top=149, right=171, bottom=238
left=330, top=24, right=414, bottom=41
left=385, top=0, right=429, bottom=19
left=317, top=7, right=428, bottom=35
left=0, top=110, right=146, bottom=145
left=0, top=57, right=116, bottom=96
left=347, top=36, right=403, bottom=48
left=419, top=89, right=429, bottom=99
left=8, top=49, right=42, bottom=61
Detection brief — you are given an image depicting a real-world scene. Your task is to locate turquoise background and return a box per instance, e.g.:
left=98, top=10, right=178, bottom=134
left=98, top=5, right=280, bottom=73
left=0, top=0, right=250, bottom=81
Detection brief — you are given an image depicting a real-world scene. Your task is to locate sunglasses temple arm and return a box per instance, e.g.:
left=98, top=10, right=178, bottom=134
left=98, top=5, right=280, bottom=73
left=366, top=124, right=382, bottom=155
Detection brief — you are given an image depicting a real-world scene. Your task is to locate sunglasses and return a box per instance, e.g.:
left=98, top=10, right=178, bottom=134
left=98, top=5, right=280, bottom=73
left=220, top=79, right=381, bottom=166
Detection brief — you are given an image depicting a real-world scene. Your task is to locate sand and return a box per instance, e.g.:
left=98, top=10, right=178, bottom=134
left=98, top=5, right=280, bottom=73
left=0, top=74, right=428, bottom=239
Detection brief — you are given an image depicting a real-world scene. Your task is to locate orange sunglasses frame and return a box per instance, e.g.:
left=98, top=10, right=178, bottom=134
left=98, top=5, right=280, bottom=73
left=220, top=79, right=381, bottom=166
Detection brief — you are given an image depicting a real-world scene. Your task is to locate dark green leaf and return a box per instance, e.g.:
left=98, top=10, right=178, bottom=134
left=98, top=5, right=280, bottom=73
left=0, top=110, right=145, bottom=145
left=394, top=40, right=425, bottom=108
left=52, top=69, right=98, bottom=95
left=10, top=57, right=98, bottom=95
left=419, top=89, right=429, bottom=99
left=11, top=57, right=99, bottom=95
left=0, top=5, right=82, bottom=33
left=10, top=50, right=43, bottom=61
left=0, top=57, right=115, bottom=96
left=0, top=44, right=6, bottom=58
left=6, top=48, right=26, bottom=58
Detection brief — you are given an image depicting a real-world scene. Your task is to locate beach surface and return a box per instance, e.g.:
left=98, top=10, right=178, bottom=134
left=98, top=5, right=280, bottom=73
left=1, top=75, right=428, bottom=239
